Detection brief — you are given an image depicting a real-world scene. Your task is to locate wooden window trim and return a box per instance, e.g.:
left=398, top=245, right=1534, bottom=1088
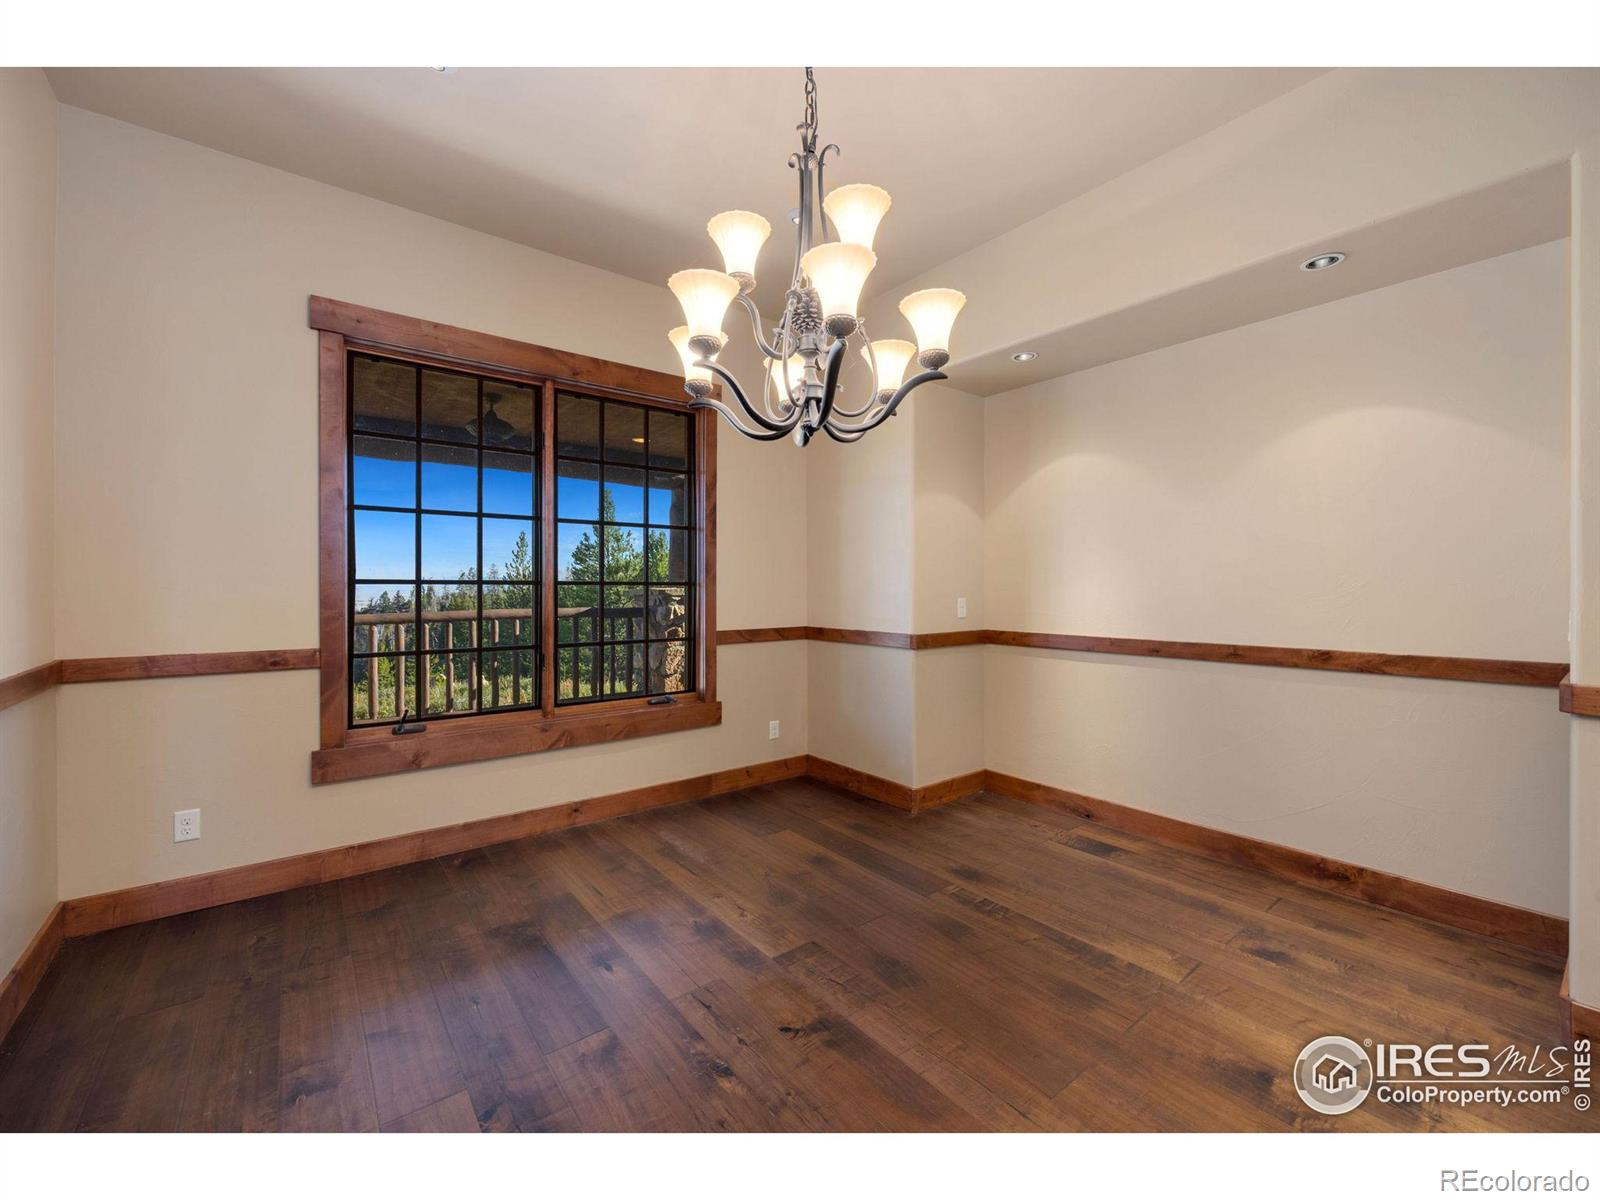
left=311, top=296, right=718, bottom=784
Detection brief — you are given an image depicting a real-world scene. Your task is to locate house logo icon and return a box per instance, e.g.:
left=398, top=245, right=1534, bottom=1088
left=1294, top=1036, right=1374, bottom=1115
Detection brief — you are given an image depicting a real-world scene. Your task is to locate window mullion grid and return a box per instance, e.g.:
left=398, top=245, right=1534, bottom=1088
left=413, top=366, right=423, bottom=716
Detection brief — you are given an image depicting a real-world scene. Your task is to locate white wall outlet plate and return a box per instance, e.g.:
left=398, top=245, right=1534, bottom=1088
left=768, top=719, right=781, bottom=740
left=174, top=808, right=201, bottom=843
left=956, top=597, right=968, bottom=619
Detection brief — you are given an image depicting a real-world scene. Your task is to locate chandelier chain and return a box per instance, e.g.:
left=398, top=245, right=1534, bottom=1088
left=800, top=66, right=818, bottom=153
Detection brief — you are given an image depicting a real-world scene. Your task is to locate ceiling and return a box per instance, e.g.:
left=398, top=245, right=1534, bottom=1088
left=955, top=162, right=1573, bottom=395
left=45, top=67, right=1322, bottom=307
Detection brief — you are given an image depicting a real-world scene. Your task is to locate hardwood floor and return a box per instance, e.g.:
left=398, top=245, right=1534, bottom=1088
left=0, top=781, right=1589, bottom=1132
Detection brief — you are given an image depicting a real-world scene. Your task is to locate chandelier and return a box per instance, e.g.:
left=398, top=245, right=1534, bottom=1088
left=666, top=68, right=966, bottom=445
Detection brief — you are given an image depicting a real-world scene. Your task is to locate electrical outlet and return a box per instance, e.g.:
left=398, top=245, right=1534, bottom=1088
left=174, top=808, right=201, bottom=843
left=768, top=719, right=781, bottom=741
left=956, top=596, right=968, bottom=619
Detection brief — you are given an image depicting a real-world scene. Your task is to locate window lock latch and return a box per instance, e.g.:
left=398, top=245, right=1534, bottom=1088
left=393, top=708, right=428, bottom=735
left=647, top=695, right=677, bottom=706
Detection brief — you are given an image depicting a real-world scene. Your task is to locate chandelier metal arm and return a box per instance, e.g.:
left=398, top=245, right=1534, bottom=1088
left=687, top=396, right=799, bottom=441
left=823, top=369, right=947, bottom=436
left=698, top=358, right=796, bottom=433
left=820, top=424, right=868, bottom=443
left=734, top=292, right=785, bottom=361
left=813, top=337, right=849, bottom=428
left=827, top=330, right=882, bottom=419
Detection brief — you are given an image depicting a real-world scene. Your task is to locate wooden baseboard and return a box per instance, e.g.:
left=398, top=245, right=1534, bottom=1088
left=62, top=755, right=808, bottom=938
left=1560, top=966, right=1600, bottom=1043
left=0, top=903, right=64, bottom=1047
left=985, top=770, right=1567, bottom=957
left=805, top=756, right=984, bottom=815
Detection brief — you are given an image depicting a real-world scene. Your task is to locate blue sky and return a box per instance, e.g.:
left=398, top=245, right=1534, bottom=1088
left=352, top=438, right=688, bottom=582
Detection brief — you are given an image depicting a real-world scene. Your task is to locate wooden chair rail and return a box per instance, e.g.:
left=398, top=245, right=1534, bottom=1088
left=717, top=627, right=1569, bottom=687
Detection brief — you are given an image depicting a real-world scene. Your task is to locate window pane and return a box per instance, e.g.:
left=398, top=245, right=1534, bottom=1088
left=482, top=649, right=535, bottom=709
left=557, top=459, right=600, bottom=520
left=648, top=528, right=689, bottom=582
left=647, top=471, right=689, bottom=526
left=603, top=402, right=646, bottom=465
left=601, top=643, right=645, bottom=697
left=422, top=369, right=477, bottom=443
left=557, top=583, right=598, bottom=644
left=483, top=381, right=536, bottom=451
left=605, top=525, right=644, bottom=582
left=603, top=466, right=646, bottom=525
left=422, top=513, right=476, bottom=580
left=352, top=436, right=415, bottom=508
left=482, top=451, right=534, bottom=516
left=483, top=518, right=535, bottom=580
left=557, top=522, right=601, bottom=581
left=422, top=579, right=477, bottom=654
left=648, top=409, right=689, bottom=470
left=353, top=509, right=415, bottom=580
left=557, top=645, right=598, bottom=701
left=345, top=352, right=547, bottom=728
left=351, top=654, right=414, bottom=723
left=353, top=356, right=416, bottom=437
left=483, top=582, right=534, bottom=646
left=421, top=442, right=477, bottom=512
left=603, top=586, right=644, bottom=642
left=557, top=393, right=599, bottom=458
left=353, top=585, right=416, bottom=653
left=648, top=586, right=689, bottom=641
left=649, top=641, right=691, bottom=694
left=423, top=650, right=476, bottom=715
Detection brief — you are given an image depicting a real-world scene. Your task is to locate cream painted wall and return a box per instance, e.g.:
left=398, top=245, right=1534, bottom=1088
left=987, top=651, right=1567, bottom=914
left=804, top=378, right=987, bottom=787
left=985, top=243, right=1570, bottom=656
left=805, top=642, right=914, bottom=785
left=0, top=73, right=56, bottom=678
left=910, top=384, right=986, bottom=786
left=55, top=645, right=805, bottom=898
left=51, top=107, right=808, bottom=897
left=0, top=70, right=58, bottom=970
left=982, top=243, right=1571, bottom=914
left=1568, top=140, right=1600, bottom=1006
left=803, top=388, right=917, bottom=782
left=805, top=411, right=914, bottom=632
left=913, top=385, right=985, bottom=635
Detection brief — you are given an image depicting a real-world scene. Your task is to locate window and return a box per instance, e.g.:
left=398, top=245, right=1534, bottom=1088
left=553, top=392, right=695, bottom=704
left=349, top=356, right=539, bottom=725
left=311, top=297, right=718, bottom=783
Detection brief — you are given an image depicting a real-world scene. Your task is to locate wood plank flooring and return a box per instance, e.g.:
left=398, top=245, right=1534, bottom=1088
left=0, top=781, right=1589, bottom=1132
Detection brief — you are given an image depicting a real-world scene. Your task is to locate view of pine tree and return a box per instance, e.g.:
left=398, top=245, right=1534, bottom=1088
left=566, top=492, right=669, bottom=607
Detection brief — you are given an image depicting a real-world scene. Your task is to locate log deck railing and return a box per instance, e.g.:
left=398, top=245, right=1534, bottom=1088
left=352, top=604, right=672, bottom=720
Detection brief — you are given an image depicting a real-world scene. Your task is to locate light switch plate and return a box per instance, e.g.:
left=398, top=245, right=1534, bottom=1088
left=956, top=597, right=968, bottom=619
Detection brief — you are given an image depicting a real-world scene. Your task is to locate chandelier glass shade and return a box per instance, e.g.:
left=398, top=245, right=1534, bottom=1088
left=666, top=67, right=966, bottom=445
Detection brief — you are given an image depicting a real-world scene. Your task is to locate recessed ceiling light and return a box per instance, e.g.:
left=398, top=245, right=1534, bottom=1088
left=1300, top=252, right=1346, bottom=272
left=1012, top=351, right=1038, bottom=363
